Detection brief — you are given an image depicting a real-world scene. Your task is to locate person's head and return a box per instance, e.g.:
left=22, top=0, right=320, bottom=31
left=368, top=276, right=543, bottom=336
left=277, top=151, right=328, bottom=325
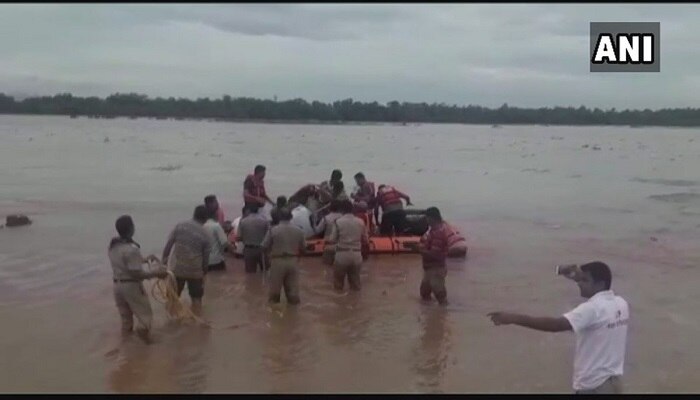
left=115, top=215, right=135, bottom=239
left=278, top=207, right=293, bottom=222
left=247, top=203, right=260, bottom=214
left=204, top=194, right=219, bottom=212
left=254, top=165, right=266, bottom=179
left=354, top=172, right=366, bottom=186
left=377, top=184, right=387, bottom=193
left=425, top=207, right=443, bottom=226
left=242, top=206, right=250, bottom=218
left=329, top=199, right=342, bottom=213
left=276, top=196, right=287, bottom=208
left=339, top=199, right=354, bottom=214
left=193, top=205, right=209, bottom=224
left=576, top=261, right=612, bottom=298
left=331, top=169, right=342, bottom=182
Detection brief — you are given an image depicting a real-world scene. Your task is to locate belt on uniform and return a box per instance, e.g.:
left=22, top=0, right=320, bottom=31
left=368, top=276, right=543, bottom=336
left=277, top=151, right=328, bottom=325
left=336, top=248, right=361, bottom=252
left=113, top=279, right=139, bottom=283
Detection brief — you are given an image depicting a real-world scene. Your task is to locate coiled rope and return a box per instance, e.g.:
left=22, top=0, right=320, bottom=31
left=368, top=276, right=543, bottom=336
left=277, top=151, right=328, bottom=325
left=146, top=260, right=210, bottom=327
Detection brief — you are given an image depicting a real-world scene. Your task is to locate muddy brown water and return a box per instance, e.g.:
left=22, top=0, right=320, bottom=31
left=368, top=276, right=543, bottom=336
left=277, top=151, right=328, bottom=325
left=1, top=115, right=699, bottom=393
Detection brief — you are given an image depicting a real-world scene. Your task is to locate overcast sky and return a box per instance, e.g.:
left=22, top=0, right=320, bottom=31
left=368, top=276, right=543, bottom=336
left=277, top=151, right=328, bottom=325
left=1, top=4, right=698, bottom=109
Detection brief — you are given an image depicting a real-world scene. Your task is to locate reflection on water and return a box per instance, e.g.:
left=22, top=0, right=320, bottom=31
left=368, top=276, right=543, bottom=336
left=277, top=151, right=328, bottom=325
left=412, top=308, right=451, bottom=393
left=1, top=116, right=700, bottom=392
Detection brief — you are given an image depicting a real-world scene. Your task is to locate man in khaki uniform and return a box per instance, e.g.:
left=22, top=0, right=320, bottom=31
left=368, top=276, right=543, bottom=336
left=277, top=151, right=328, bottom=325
left=314, top=200, right=343, bottom=265
left=108, top=215, right=167, bottom=343
left=238, top=203, right=271, bottom=274
left=328, top=200, right=369, bottom=291
left=261, top=208, right=306, bottom=304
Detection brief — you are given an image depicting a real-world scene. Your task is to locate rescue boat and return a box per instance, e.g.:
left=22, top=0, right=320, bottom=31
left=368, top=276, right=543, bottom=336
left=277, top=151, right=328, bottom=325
left=227, top=209, right=467, bottom=258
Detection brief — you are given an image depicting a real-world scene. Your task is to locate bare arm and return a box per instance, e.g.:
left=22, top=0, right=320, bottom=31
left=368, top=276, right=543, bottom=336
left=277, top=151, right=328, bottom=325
left=162, top=229, right=176, bottom=262
left=487, top=312, right=573, bottom=333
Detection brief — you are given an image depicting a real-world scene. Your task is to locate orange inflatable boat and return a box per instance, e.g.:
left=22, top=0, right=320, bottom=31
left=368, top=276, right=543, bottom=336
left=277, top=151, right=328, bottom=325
left=227, top=209, right=467, bottom=258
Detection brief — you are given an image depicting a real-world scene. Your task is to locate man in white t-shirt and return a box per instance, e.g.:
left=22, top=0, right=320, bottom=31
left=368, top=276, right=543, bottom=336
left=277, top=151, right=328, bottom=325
left=487, top=261, right=629, bottom=394
left=203, top=208, right=231, bottom=272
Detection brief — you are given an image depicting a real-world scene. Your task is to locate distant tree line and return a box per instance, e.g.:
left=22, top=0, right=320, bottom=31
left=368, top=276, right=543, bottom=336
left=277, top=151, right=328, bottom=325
left=0, top=92, right=699, bottom=126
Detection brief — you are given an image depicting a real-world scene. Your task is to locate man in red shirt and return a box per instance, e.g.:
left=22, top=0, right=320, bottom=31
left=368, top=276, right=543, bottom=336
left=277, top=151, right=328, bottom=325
left=244, top=165, right=274, bottom=209
left=419, top=207, right=449, bottom=305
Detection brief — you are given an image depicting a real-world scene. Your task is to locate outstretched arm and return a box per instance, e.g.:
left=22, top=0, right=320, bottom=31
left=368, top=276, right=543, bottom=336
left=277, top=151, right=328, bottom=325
left=487, top=312, right=572, bottom=333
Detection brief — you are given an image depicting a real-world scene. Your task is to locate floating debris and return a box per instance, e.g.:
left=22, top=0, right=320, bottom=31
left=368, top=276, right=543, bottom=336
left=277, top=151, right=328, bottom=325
left=582, top=144, right=589, bottom=149
left=592, top=145, right=601, bottom=151
left=650, top=236, right=659, bottom=242
left=151, top=164, right=183, bottom=172
left=104, top=137, right=110, bottom=143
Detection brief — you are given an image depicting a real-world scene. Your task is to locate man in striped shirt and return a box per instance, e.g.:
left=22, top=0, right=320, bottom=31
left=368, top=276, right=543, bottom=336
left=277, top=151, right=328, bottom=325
left=419, top=207, right=449, bottom=305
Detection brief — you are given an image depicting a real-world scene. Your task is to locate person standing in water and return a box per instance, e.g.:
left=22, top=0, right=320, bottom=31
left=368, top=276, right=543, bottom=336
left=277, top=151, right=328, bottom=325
left=162, top=205, right=212, bottom=315
left=238, top=203, right=271, bottom=274
left=328, top=200, right=369, bottom=291
left=488, top=262, right=629, bottom=394
left=243, top=165, right=274, bottom=210
left=419, top=207, right=449, bottom=305
left=376, top=184, right=413, bottom=236
left=262, top=208, right=306, bottom=305
left=108, top=215, right=168, bottom=343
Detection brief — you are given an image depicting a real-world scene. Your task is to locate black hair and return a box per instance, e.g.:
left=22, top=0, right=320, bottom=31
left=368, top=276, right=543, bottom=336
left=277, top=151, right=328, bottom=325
left=354, top=172, right=365, bottom=180
left=204, top=195, right=217, bottom=205
left=109, top=215, right=140, bottom=250
left=377, top=184, right=386, bottom=191
left=241, top=206, right=248, bottom=215
left=247, top=203, right=260, bottom=214
left=580, top=261, right=612, bottom=290
left=254, top=165, right=266, bottom=174
left=193, top=205, right=209, bottom=222
left=339, top=199, right=354, bottom=214
left=276, top=196, right=288, bottom=208
left=278, top=207, right=293, bottom=221
left=333, top=181, right=345, bottom=194
left=425, top=207, right=442, bottom=221
left=331, top=169, right=342, bottom=181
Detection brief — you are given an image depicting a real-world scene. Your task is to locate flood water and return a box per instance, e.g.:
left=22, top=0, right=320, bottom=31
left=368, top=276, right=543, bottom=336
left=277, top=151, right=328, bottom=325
left=0, top=115, right=699, bottom=393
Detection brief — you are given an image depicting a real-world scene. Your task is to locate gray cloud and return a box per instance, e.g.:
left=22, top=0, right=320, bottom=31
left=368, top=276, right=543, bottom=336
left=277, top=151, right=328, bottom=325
left=0, top=4, right=698, bottom=109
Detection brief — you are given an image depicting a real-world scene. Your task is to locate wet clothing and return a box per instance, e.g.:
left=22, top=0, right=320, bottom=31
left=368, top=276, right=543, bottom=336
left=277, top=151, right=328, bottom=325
left=316, top=211, right=342, bottom=266
left=420, top=267, right=447, bottom=304
left=289, top=184, right=318, bottom=207
left=268, top=258, right=301, bottom=304
left=114, top=281, right=153, bottom=332
left=352, top=181, right=376, bottom=208
left=238, top=213, right=270, bottom=247
left=420, top=222, right=450, bottom=269
left=243, top=174, right=268, bottom=208
left=108, top=241, right=153, bottom=332
left=380, top=209, right=407, bottom=236
left=176, top=277, right=204, bottom=299
left=563, top=290, right=629, bottom=393
left=290, top=205, right=316, bottom=239
left=329, top=214, right=368, bottom=291
left=262, top=222, right=305, bottom=304
left=215, top=208, right=226, bottom=225
left=165, top=220, right=211, bottom=280
left=575, top=376, right=622, bottom=394
left=420, top=222, right=450, bottom=303
left=377, top=186, right=408, bottom=214
left=206, top=261, right=226, bottom=272
left=334, top=250, right=363, bottom=291
left=244, top=247, right=269, bottom=273
left=204, top=219, right=228, bottom=266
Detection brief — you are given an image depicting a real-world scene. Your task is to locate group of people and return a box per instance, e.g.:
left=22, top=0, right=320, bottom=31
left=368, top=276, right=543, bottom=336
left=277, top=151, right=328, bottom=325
left=107, top=165, right=630, bottom=394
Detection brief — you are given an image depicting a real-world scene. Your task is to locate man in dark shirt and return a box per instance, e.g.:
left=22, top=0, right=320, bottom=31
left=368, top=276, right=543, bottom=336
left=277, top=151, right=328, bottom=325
left=243, top=165, right=274, bottom=209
